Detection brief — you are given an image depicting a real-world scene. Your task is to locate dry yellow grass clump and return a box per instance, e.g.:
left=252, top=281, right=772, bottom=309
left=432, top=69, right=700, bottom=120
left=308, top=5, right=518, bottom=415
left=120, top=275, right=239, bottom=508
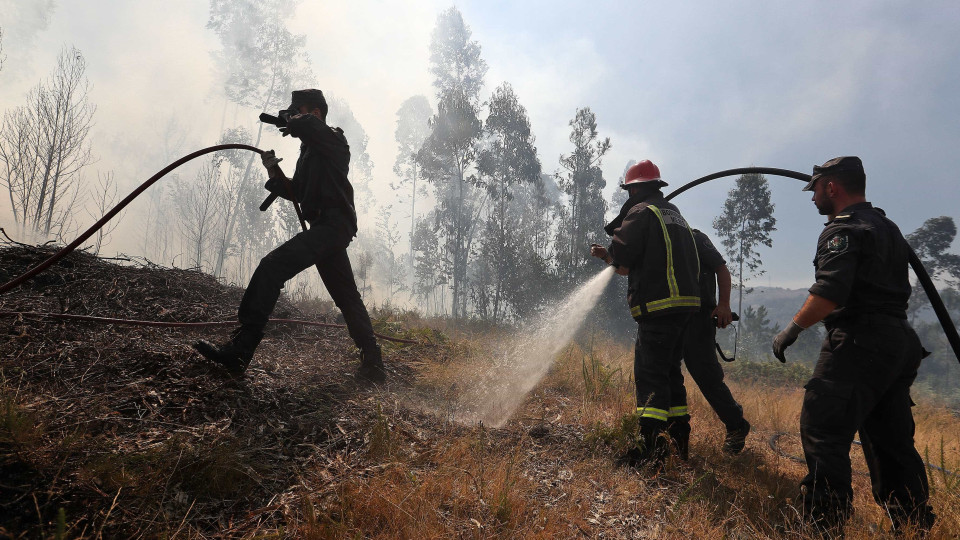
left=311, top=332, right=960, bottom=539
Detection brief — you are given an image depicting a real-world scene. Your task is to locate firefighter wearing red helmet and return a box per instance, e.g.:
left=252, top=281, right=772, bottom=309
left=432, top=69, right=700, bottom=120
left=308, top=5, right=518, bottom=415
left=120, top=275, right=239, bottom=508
left=620, top=159, right=665, bottom=188
left=591, top=159, right=701, bottom=468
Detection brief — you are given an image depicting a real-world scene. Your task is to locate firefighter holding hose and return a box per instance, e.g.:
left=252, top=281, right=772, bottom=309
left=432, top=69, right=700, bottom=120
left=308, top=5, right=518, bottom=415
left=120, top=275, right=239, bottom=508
left=194, top=89, right=385, bottom=382
left=590, top=160, right=701, bottom=469
left=772, top=156, right=935, bottom=535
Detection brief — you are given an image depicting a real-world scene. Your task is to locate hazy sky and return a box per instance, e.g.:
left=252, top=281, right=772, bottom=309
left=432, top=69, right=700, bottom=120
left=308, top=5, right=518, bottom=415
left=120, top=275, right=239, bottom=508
left=2, top=1, right=959, bottom=288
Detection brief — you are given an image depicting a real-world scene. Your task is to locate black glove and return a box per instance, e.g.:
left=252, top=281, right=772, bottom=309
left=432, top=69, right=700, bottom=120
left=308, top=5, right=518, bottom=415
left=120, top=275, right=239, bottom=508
left=772, top=320, right=805, bottom=363
left=264, top=176, right=284, bottom=195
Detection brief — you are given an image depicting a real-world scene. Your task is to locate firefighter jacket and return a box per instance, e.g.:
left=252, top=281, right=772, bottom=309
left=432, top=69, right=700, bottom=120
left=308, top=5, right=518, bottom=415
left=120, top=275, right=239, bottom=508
left=607, top=194, right=701, bottom=321
left=283, top=114, right=359, bottom=234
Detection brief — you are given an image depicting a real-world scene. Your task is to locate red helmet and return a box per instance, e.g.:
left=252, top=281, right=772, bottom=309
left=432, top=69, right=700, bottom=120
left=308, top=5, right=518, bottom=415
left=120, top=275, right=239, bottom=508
left=621, top=160, right=667, bottom=189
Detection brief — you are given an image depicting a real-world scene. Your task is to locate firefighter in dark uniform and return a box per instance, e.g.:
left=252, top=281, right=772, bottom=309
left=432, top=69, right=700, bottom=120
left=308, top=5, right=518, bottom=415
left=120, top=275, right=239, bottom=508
left=772, top=156, right=934, bottom=535
left=195, top=89, right=385, bottom=382
left=683, top=229, right=750, bottom=455
left=591, top=159, right=701, bottom=468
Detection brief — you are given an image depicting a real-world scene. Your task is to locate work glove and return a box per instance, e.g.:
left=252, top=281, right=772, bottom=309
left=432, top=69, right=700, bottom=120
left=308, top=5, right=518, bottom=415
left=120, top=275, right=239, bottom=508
left=772, top=320, right=805, bottom=363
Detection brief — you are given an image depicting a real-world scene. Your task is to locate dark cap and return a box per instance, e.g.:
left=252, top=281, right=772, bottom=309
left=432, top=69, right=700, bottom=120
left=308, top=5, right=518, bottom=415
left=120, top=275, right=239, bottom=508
left=802, top=156, right=864, bottom=191
left=287, top=89, right=327, bottom=112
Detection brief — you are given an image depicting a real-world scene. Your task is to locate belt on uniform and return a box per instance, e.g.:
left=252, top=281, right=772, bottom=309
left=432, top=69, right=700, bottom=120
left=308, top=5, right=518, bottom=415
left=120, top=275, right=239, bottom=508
left=826, top=312, right=907, bottom=331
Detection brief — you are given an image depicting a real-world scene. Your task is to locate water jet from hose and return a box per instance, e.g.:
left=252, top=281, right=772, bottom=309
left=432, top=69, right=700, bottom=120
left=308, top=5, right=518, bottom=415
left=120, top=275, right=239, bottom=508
left=457, top=267, right=616, bottom=427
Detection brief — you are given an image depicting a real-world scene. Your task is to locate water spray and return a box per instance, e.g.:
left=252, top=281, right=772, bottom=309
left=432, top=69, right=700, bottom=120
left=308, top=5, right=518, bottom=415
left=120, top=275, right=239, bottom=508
left=457, top=266, right=616, bottom=427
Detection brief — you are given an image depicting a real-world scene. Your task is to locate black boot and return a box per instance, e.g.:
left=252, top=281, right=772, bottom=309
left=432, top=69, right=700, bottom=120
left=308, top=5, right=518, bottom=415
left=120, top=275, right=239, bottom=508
left=667, top=417, right=691, bottom=461
left=356, top=343, right=385, bottom=383
left=723, top=418, right=751, bottom=455
left=889, top=504, right=935, bottom=538
left=194, top=327, right=263, bottom=376
left=620, top=421, right=668, bottom=469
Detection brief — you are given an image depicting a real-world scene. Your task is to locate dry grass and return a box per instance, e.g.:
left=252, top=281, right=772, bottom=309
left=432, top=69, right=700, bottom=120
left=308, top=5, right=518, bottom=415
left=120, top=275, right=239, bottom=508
left=2, top=244, right=959, bottom=538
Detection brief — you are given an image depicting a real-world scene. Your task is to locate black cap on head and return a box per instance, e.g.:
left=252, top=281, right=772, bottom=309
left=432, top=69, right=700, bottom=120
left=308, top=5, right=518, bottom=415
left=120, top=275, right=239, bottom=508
left=288, top=89, right=328, bottom=118
left=803, top=156, right=864, bottom=191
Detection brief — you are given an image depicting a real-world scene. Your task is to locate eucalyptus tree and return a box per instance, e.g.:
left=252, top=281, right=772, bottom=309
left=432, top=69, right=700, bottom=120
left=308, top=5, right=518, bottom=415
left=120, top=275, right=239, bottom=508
left=411, top=218, right=447, bottom=315
left=417, top=90, right=483, bottom=318
left=554, top=107, right=611, bottom=282
left=415, top=7, right=488, bottom=318
left=207, top=0, right=311, bottom=277
left=474, top=83, right=542, bottom=320
left=392, top=95, right=433, bottom=260
left=907, top=216, right=960, bottom=288
left=905, top=216, right=960, bottom=321
left=374, top=206, right=408, bottom=305
left=712, top=172, right=776, bottom=317
left=327, top=96, right=375, bottom=214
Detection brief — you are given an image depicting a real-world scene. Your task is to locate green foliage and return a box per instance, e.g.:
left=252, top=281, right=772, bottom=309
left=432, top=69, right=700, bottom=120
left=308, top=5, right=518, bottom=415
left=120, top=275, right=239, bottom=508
left=726, top=359, right=811, bottom=387
left=584, top=412, right=641, bottom=453
left=737, top=305, right=779, bottom=358
left=906, top=216, right=960, bottom=288
left=428, top=7, right=488, bottom=102
left=555, top=107, right=611, bottom=282
left=416, top=14, right=487, bottom=317
left=924, top=436, right=960, bottom=496
left=578, top=342, right=624, bottom=402
left=472, top=83, right=544, bottom=321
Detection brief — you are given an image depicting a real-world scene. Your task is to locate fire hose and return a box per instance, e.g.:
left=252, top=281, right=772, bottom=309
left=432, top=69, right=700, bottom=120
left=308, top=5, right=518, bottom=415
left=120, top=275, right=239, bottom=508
left=665, top=167, right=960, bottom=365
left=0, top=143, right=419, bottom=345
left=768, top=431, right=958, bottom=478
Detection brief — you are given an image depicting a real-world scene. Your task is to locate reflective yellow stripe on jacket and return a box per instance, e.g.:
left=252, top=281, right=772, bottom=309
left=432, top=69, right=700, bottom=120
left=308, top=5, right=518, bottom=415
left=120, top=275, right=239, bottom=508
left=629, top=205, right=700, bottom=317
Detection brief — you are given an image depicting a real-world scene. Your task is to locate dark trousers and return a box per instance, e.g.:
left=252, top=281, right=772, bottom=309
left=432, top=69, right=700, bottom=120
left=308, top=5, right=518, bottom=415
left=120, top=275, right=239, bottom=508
left=634, top=313, right=692, bottom=432
left=237, top=213, right=377, bottom=351
left=799, top=317, right=932, bottom=530
left=681, top=311, right=744, bottom=430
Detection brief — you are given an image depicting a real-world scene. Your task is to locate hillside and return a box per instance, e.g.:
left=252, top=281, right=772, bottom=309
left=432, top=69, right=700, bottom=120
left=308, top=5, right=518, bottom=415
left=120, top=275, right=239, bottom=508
left=739, top=286, right=809, bottom=328
left=1, top=244, right=958, bottom=539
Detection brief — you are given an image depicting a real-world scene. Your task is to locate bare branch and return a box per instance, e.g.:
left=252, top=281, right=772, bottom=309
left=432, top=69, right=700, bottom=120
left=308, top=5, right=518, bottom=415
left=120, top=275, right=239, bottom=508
left=0, top=46, right=96, bottom=237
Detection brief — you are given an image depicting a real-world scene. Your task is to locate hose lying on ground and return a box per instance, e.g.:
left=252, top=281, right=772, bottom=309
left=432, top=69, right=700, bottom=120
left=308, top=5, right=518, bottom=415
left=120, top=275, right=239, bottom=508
left=0, top=311, right=420, bottom=344
left=768, top=431, right=957, bottom=478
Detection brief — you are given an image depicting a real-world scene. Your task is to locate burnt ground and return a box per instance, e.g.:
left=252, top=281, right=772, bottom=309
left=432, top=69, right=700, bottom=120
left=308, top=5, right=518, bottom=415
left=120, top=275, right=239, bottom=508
left=0, top=243, right=442, bottom=537
left=0, top=244, right=639, bottom=539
